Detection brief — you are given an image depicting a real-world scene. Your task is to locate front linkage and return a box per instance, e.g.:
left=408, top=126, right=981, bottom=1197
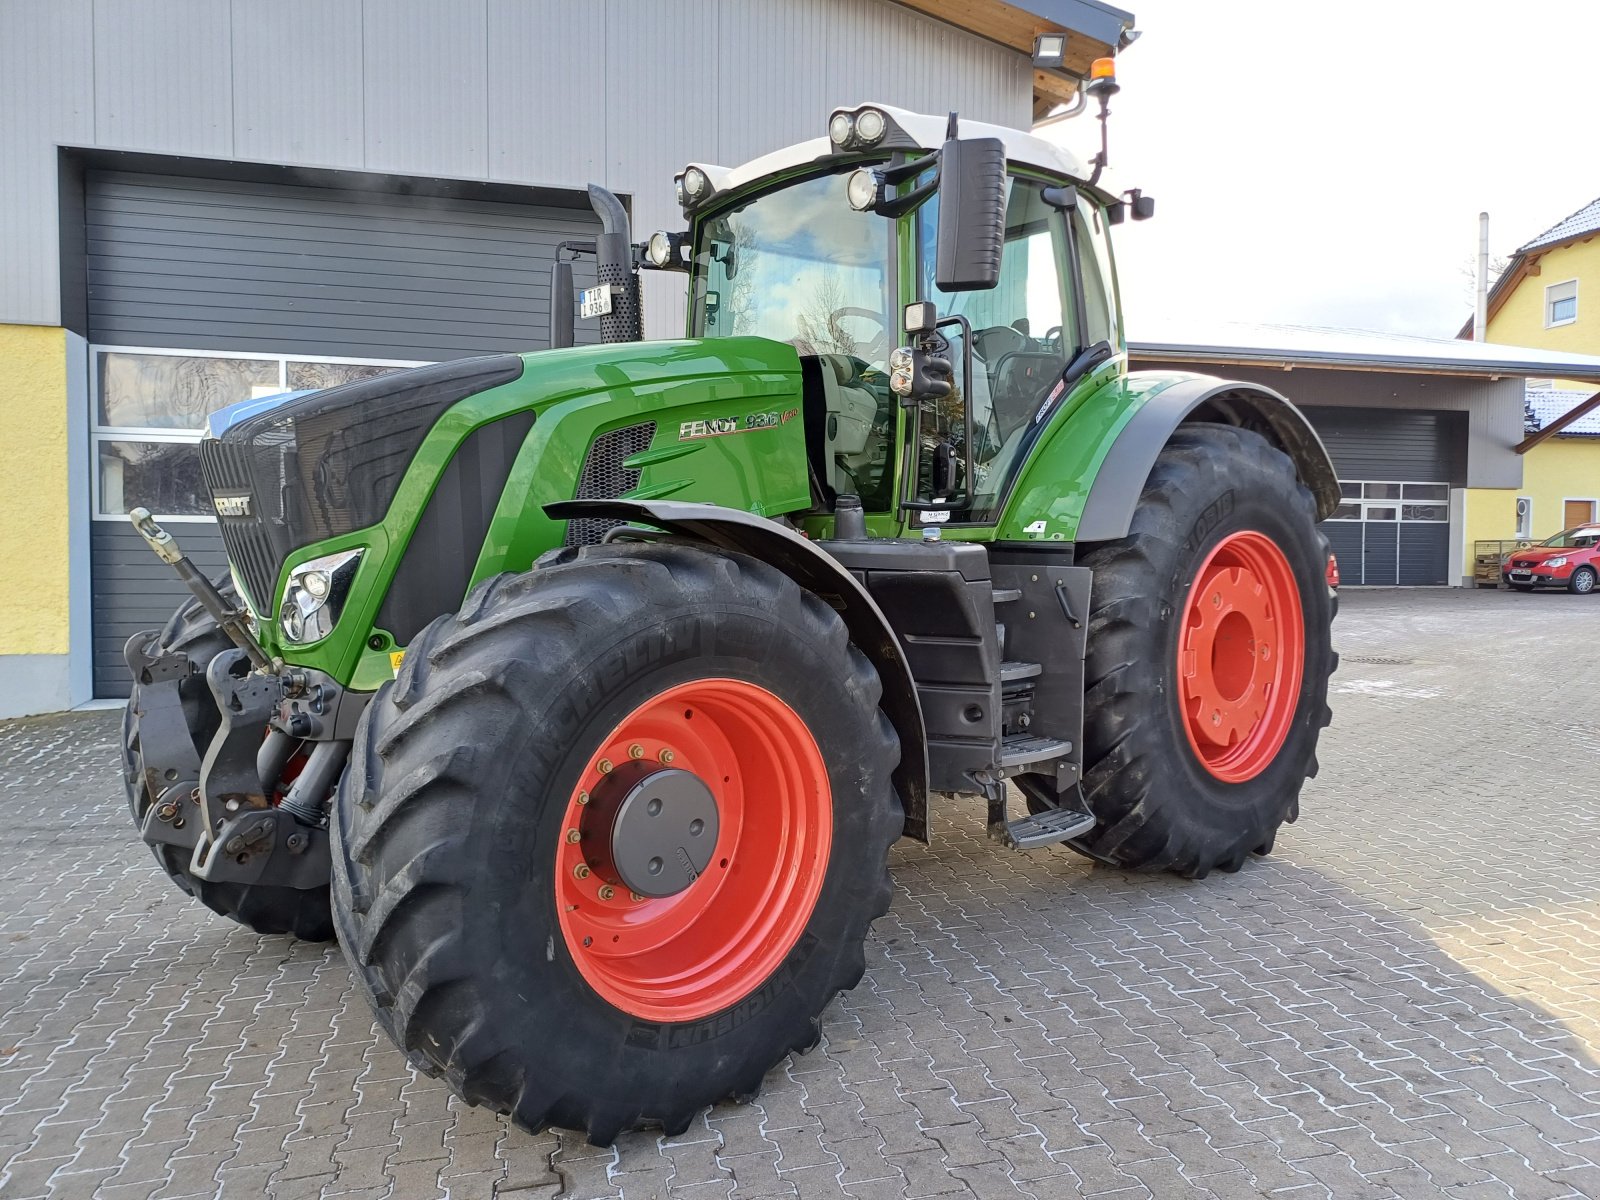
left=124, top=508, right=347, bottom=914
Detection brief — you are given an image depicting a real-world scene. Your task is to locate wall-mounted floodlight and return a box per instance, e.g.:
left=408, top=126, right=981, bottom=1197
left=1032, top=33, right=1067, bottom=69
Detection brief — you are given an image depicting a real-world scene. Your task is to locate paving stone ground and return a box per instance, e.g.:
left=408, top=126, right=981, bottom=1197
left=2, top=587, right=1599, bottom=1199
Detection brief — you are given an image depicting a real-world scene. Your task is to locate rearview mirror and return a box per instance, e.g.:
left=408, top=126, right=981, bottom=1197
left=934, top=137, right=1007, bottom=292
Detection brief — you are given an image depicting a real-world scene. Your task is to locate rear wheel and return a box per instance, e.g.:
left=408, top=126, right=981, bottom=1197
left=123, top=583, right=334, bottom=941
left=1569, top=566, right=1596, bottom=595
left=332, top=543, right=902, bottom=1143
left=1070, top=425, right=1336, bottom=878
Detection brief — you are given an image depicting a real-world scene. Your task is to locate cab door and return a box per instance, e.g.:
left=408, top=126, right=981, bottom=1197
left=910, top=177, right=1087, bottom=526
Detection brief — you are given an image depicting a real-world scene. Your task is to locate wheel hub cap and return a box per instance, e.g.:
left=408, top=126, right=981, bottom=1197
left=1176, top=530, right=1306, bottom=783
left=586, top=764, right=719, bottom=898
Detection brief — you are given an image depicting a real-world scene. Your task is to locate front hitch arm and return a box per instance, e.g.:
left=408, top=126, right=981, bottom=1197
left=129, top=506, right=275, bottom=673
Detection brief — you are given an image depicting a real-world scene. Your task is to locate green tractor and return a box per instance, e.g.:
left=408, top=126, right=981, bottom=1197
left=121, top=87, right=1338, bottom=1143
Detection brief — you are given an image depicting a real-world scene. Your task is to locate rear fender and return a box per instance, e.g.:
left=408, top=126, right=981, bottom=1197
left=1077, top=376, right=1341, bottom=543
left=546, top=498, right=930, bottom=842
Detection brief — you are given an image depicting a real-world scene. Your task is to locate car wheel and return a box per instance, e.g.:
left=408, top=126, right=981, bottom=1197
left=1570, top=566, right=1597, bottom=595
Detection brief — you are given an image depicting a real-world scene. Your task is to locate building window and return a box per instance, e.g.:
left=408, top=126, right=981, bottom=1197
left=1546, top=279, right=1578, bottom=327
left=91, top=346, right=424, bottom=521
left=1329, top=480, right=1450, bottom=523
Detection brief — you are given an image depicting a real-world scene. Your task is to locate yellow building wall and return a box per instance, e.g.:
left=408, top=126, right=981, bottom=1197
left=1487, top=237, right=1600, bottom=355
left=0, top=325, right=71, bottom=656
left=1466, top=238, right=1600, bottom=569
left=1464, top=438, right=1600, bottom=573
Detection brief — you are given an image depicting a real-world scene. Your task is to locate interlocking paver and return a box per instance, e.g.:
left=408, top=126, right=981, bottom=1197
left=3, top=590, right=1600, bottom=1199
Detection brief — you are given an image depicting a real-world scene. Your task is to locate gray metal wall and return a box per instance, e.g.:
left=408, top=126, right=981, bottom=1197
left=0, top=0, right=1034, bottom=334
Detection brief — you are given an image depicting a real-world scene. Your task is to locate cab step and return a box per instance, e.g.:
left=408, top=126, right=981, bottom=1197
left=997, top=732, right=1073, bottom=775
left=992, top=587, right=1023, bottom=604
left=1003, top=802, right=1097, bottom=849
left=999, top=660, right=1041, bottom=683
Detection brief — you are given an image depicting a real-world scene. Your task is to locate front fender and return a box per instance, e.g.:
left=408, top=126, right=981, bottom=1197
left=996, top=369, right=1340, bottom=544
left=546, top=498, right=930, bottom=842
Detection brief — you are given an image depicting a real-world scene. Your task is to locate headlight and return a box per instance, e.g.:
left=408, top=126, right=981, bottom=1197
left=829, top=112, right=855, bottom=146
left=847, top=168, right=880, bottom=212
left=1546, top=556, right=1568, bottom=568
left=682, top=167, right=709, bottom=200
left=854, top=107, right=887, bottom=144
left=279, top=548, right=363, bottom=645
left=647, top=230, right=675, bottom=268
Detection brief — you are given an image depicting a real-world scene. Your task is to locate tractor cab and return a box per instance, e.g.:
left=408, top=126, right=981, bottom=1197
left=652, top=100, right=1138, bottom=533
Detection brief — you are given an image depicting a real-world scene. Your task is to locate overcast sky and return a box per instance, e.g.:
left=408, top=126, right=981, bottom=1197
left=1039, top=0, right=1600, bottom=341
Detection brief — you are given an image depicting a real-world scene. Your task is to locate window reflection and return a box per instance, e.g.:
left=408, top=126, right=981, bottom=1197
left=98, top=353, right=279, bottom=429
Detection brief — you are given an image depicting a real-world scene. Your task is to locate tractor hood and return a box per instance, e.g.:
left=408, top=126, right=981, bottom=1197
left=196, top=337, right=806, bottom=623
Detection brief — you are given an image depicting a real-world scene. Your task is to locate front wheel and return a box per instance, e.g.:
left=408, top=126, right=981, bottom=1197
left=1070, top=425, right=1337, bottom=878
left=1569, top=566, right=1596, bottom=595
left=332, top=543, right=903, bottom=1143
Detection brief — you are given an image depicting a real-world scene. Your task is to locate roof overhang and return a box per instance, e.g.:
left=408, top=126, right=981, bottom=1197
left=891, top=0, right=1137, bottom=117
left=1131, top=320, right=1600, bottom=386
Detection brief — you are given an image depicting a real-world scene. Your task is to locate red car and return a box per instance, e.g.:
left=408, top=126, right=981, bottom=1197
left=1502, top=524, right=1600, bottom=594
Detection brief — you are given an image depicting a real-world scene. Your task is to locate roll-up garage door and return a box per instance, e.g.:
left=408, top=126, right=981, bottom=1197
left=85, top=168, right=600, bottom=696
left=1300, top=407, right=1466, bottom=586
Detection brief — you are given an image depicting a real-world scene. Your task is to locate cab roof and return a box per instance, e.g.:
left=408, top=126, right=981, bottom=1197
left=692, top=104, right=1097, bottom=204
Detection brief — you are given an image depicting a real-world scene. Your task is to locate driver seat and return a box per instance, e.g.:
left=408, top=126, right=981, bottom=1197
left=814, top=353, right=880, bottom=495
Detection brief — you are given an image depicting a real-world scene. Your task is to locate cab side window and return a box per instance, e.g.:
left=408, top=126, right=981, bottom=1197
left=918, top=178, right=1074, bottom=512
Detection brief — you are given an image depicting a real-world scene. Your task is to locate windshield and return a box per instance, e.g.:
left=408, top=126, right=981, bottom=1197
left=1539, top=526, right=1600, bottom=548
left=691, top=171, right=893, bottom=369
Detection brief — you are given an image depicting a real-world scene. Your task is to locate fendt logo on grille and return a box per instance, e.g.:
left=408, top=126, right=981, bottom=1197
left=213, top=494, right=252, bottom=518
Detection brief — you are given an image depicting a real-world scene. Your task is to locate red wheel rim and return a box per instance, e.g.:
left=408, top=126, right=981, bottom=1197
left=554, top=678, right=832, bottom=1023
left=1176, top=530, right=1305, bottom=783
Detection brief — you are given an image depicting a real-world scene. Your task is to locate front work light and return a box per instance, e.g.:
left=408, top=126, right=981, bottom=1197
left=854, top=107, right=887, bottom=144
left=846, top=169, right=880, bottom=212
left=280, top=548, right=363, bottom=645
left=829, top=112, right=855, bottom=147
left=683, top=167, right=710, bottom=200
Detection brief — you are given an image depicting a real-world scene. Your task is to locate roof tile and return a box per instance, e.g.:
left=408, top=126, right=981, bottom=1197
left=1519, top=196, right=1600, bottom=253
left=1526, top=387, right=1600, bottom=437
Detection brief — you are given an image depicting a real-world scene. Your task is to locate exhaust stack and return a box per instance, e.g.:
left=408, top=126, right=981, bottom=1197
left=587, top=184, right=643, bottom=344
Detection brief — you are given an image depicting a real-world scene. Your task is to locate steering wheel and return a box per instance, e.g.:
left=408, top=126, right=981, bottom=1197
left=827, top=307, right=892, bottom=364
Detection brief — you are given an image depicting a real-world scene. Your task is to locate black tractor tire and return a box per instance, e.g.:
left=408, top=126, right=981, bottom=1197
left=1569, top=566, right=1596, bottom=595
left=123, top=582, right=334, bottom=941
left=331, top=542, right=903, bottom=1144
left=1065, top=425, right=1337, bottom=878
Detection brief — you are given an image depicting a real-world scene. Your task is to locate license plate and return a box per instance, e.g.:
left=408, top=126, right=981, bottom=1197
left=1511, top=572, right=1532, bottom=580
left=579, top=285, right=613, bottom=319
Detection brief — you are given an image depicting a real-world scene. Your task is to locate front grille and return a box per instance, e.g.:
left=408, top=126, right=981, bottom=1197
left=197, top=354, right=525, bottom=617
left=199, top=439, right=280, bottom=613
left=564, top=422, right=657, bottom=546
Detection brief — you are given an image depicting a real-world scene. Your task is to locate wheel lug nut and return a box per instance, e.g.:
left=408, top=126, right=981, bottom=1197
left=630, top=891, right=644, bottom=902
left=598, top=884, right=615, bottom=900
left=576, top=790, right=589, bottom=806
left=598, top=758, right=613, bottom=774
left=566, top=829, right=582, bottom=844
left=658, top=748, right=675, bottom=764
left=574, top=863, right=591, bottom=879
left=628, top=744, right=644, bottom=759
